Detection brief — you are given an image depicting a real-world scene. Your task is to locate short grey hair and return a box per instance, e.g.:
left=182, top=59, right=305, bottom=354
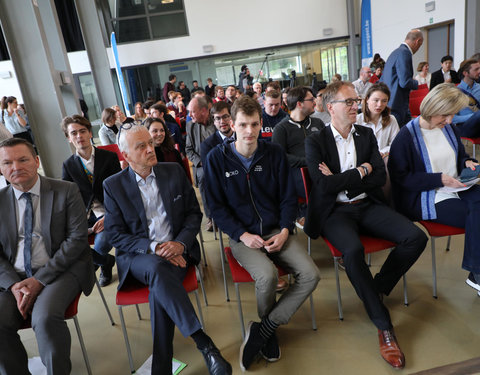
left=117, top=124, right=146, bottom=153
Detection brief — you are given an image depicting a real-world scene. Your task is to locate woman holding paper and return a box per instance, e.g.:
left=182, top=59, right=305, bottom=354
left=388, top=83, right=480, bottom=294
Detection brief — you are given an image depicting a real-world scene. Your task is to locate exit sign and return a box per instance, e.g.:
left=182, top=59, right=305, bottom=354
left=429, top=17, right=434, bottom=24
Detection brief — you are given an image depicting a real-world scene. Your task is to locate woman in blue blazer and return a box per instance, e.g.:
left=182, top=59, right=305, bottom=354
left=388, top=83, right=480, bottom=294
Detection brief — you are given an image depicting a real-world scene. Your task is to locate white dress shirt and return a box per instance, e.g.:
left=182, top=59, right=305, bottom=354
left=135, top=169, right=173, bottom=253
left=356, top=113, right=400, bottom=154
left=330, top=124, right=367, bottom=202
left=420, top=127, right=459, bottom=203
left=78, top=147, right=105, bottom=218
left=13, top=177, right=49, bottom=273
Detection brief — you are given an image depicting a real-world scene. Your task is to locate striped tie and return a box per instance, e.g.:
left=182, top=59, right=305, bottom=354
left=22, top=192, right=33, bottom=277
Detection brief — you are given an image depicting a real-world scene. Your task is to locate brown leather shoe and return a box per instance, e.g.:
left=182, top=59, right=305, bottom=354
left=378, top=329, right=405, bottom=369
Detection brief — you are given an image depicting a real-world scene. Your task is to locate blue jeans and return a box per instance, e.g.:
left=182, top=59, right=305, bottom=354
left=88, top=214, right=113, bottom=266
left=432, top=185, right=480, bottom=273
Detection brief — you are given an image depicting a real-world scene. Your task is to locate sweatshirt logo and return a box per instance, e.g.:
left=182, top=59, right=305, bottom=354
left=254, top=165, right=263, bottom=172
left=225, top=170, right=239, bottom=177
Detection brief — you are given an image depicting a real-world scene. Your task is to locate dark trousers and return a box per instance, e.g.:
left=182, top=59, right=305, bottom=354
left=391, top=109, right=412, bottom=128
left=322, top=200, right=427, bottom=330
left=432, top=185, right=480, bottom=274
left=129, top=254, right=202, bottom=375
left=87, top=214, right=112, bottom=267
left=456, top=111, right=480, bottom=138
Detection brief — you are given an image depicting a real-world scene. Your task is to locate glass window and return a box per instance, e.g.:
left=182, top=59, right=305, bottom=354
left=151, top=14, right=188, bottom=39
left=114, top=18, right=150, bottom=43
left=104, top=0, right=188, bottom=44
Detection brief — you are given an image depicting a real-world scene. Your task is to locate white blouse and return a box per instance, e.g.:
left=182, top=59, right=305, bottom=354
left=414, top=73, right=431, bottom=87
left=356, top=113, right=400, bottom=154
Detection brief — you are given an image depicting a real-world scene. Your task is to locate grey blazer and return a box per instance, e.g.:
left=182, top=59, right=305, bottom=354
left=0, top=176, right=94, bottom=295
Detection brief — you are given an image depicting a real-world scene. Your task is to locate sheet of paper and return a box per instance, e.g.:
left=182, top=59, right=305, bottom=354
left=437, top=178, right=480, bottom=193
left=136, top=355, right=187, bottom=375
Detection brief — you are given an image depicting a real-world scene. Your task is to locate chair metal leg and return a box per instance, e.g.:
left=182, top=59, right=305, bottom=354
left=213, top=220, right=218, bottom=241
left=309, top=294, right=317, bottom=330
left=95, top=278, right=115, bottom=325
left=307, top=236, right=311, bottom=256
left=446, top=235, right=452, bottom=251
left=235, top=283, right=246, bottom=339
left=431, top=237, right=438, bottom=299
left=219, top=232, right=230, bottom=301
left=333, top=257, right=344, bottom=321
left=196, top=266, right=208, bottom=306
left=73, top=316, right=92, bottom=375
left=135, top=304, right=142, bottom=320
left=194, top=290, right=205, bottom=328
left=198, top=230, right=208, bottom=267
left=403, top=274, right=408, bottom=306
left=118, top=306, right=136, bottom=373
left=367, top=253, right=371, bottom=267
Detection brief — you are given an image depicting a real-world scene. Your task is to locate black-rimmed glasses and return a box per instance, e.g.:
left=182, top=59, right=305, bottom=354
left=330, top=98, right=362, bottom=106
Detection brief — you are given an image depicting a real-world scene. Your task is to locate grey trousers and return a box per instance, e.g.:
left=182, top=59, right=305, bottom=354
left=0, top=271, right=81, bottom=375
left=230, top=230, right=320, bottom=325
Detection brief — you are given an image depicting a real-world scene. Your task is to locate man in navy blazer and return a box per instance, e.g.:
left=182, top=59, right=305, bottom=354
left=200, top=101, right=234, bottom=167
left=103, top=125, right=231, bottom=375
left=61, top=115, right=120, bottom=286
left=304, top=81, right=427, bottom=370
left=381, top=29, right=423, bottom=126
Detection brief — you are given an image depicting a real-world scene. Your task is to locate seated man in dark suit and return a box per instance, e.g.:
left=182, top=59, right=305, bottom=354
left=200, top=101, right=234, bottom=167
left=304, top=81, right=427, bottom=369
left=205, top=96, right=320, bottom=371
left=0, top=138, right=94, bottom=374
left=429, top=55, right=461, bottom=90
left=61, top=115, right=120, bottom=286
left=103, top=125, right=231, bottom=375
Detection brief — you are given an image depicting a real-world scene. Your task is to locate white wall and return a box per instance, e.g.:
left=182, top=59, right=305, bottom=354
left=99, top=0, right=349, bottom=73
left=0, top=61, right=23, bottom=101
left=370, top=0, right=466, bottom=70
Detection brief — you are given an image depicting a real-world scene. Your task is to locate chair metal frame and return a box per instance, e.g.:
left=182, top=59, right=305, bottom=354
left=116, top=265, right=206, bottom=373
left=418, top=221, right=465, bottom=298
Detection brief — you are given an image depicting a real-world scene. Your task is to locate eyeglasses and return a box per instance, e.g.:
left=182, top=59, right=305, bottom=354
left=330, top=98, right=362, bottom=107
left=213, top=114, right=231, bottom=122
left=117, top=122, right=136, bottom=142
left=303, top=98, right=315, bottom=103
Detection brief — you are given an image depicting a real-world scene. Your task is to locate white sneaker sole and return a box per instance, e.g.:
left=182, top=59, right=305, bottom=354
left=260, top=347, right=281, bottom=362
left=466, top=277, right=480, bottom=292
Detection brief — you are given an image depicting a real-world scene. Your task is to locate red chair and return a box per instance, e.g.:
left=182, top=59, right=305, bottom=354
left=418, top=221, right=465, bottom=298
left=97, top=143, right=125, bottom=161
left=116, top=265, right=206, bottom=373
left=21, top=293, right=92, bottom=375
left=300, top=167, right=408, bottom=320
left=409, top=96, right=424, bottom=118
left=224, top=246, right=316, bottom=339
left=461, top=137, right=480, bottom=159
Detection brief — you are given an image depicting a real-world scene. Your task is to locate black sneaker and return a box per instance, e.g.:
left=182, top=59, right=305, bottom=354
left=260, top=333, right=281, bottom=362
left=200, top=340, right=232, bottom=375
left=239, top=321, right=265, bottom=371
left=466, top=272, right=480, bottom=292
left=99, top=254, right=115, bottom=287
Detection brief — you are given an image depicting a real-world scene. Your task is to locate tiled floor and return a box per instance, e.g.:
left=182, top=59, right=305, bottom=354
left=19, top=225, right=480, bottom=375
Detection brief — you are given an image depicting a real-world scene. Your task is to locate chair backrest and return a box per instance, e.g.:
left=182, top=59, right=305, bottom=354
left=300, top=167, right=312, bottom=204
left=97, top=144, right=125, bottom=161
left=409, top=96, right=423, bottom=117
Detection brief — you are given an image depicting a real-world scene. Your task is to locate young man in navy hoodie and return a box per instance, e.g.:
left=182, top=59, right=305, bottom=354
left=204, top=96, right=320, bottom=371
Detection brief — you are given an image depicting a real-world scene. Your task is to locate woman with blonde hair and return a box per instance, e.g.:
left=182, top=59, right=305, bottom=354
left=414, top=61, right=431, bottom=86
left=389, top=83, right=480, bottom=295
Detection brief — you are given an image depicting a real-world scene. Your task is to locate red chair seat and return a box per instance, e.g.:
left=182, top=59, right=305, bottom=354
left=224, top=247, right=288, bottom=283
left=116, top=265, right=198, bottom=306
left=97, top=144, right=125, bottom=161
left=418, top=221, right=465, bottom=237
left=323, top=236, right=396, bottom=258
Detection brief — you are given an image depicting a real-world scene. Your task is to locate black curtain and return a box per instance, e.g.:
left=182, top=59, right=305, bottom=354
left=54, top=0, right=85, bottom=52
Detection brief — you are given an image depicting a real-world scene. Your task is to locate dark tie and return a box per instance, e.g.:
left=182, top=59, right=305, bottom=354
left=22, top=192, right=33, bottom=277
